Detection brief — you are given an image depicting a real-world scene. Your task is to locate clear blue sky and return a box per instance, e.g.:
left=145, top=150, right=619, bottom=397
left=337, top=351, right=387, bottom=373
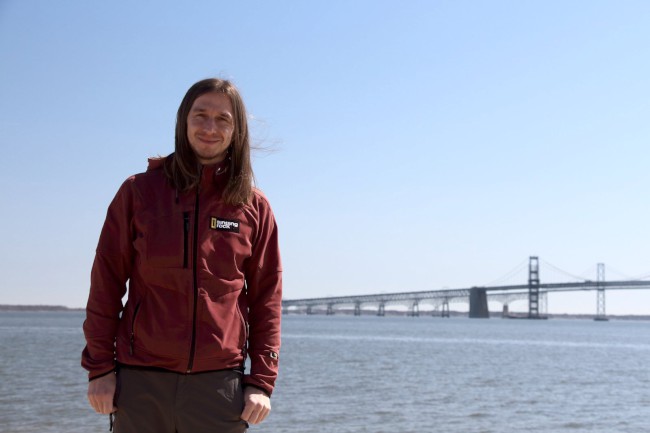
left=1, top=1, right=649, bottom=314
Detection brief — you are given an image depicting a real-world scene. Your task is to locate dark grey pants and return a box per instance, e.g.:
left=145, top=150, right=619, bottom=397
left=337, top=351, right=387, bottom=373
left=113, top=367, right=248, bottom=433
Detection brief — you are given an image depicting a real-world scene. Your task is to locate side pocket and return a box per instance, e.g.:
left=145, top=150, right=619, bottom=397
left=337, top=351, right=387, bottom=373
left=129, top=302, right=141, bottom=356
left=231, top=371, right=246, bottom=419
left=235, top=300, right=248, bottom=355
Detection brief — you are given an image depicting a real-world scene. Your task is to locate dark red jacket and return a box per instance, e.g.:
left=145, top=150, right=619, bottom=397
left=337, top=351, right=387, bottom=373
left=81, top=158, right=282, bottom=395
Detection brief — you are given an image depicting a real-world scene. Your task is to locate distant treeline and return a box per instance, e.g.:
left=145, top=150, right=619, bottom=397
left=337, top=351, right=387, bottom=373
left=0, top=305, right=84, bottom=312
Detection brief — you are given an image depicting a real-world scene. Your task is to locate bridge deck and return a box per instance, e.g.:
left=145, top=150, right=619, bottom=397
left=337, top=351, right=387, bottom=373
left=282, top=280, right=650, bottom=309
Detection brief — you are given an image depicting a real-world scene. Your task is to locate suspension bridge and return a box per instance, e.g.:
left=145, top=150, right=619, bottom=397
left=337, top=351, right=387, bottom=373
left=281, top=256, right=650, bottom=319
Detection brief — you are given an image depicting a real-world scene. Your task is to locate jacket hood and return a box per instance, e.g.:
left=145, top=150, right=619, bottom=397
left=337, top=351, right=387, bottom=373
left=147, top=157, right=166, bottom=171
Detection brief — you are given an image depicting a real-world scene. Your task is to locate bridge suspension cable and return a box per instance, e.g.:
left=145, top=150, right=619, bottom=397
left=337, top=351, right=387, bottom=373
left=628, top=271, right=650, bottom=280
left=484, top=259, right=528, bottom=286
left=540, top=259, right=587, bottom=282
left=577, top=264, right=597, bottom=280
left=567, top=264, right=650, bottom=282
left=605, top=265, right=635, bottom=280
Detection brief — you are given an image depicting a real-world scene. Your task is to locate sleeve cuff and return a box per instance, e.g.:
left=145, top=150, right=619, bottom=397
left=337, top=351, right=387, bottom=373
left=243, top=383, right=271, bottom=397
left=242, top=376, right=274, bottom=396
left=88, top=368, right=115, bottom=382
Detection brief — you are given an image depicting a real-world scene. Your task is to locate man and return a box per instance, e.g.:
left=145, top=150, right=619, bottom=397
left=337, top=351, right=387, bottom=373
left=82, top=78, right=282, bottom=432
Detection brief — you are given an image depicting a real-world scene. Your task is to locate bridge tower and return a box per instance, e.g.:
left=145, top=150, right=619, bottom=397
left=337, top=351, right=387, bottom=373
left=595, top=263, right=608, bottom=321
left=528, top=256, right=540, bottom=319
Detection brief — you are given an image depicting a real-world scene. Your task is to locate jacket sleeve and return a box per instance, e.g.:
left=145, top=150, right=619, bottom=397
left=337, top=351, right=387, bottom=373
left=243, top=195, right=282, bottom=396
left=81, top=178, right=136, bottom=380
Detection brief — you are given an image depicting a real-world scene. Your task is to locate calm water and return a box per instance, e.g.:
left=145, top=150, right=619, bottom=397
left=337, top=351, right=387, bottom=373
left=1, top=312, right=649, bottom=433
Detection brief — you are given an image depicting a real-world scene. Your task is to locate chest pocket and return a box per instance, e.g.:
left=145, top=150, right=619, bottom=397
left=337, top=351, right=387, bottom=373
left=141, top=212, right=187, bottom=269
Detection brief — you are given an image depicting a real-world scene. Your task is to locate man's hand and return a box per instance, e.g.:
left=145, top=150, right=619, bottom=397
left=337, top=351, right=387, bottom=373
left=240, top=386, right=271, bottom=425
left=87, top=372, right=117, bottom=414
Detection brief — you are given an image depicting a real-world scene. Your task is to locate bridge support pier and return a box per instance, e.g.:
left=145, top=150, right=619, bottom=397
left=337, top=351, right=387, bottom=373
left=326, top=304, right=334, bottom=315
left=409, top=300, right=420, bottom=317
left=306, top=305, right=313, bottom=315
left=354, top=302, right=361, bottom=316
left=441, top=299, right=450, bottom=318
left=469, top=287, right=489, bottom=318
left=377, top=302, right=385, bottom=316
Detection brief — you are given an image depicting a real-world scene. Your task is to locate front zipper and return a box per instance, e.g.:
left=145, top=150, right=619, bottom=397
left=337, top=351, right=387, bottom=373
left=129, top=302, right=141, bottom=356
left=186, top=170, right=202, bottom=373
left=183, top=212, right=190, bottom=268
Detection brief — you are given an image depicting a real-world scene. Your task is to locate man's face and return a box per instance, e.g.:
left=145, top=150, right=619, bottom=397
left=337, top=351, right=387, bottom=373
left=187, top=91, right=235, bottom=165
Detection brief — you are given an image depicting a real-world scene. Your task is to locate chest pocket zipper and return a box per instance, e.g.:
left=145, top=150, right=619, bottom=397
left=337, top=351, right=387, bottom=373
left=183, top=212, right=190, bottom=269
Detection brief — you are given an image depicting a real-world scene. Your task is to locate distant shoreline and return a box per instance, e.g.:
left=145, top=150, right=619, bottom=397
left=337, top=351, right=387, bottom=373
left=1, top=304, right=649, bottom=320
left=0, top=305, right=85, bottom=312
left=293, top=310, right=650, bottom=320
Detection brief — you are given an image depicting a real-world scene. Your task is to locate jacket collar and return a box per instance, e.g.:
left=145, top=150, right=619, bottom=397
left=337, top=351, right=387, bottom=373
left=146, top=156, right=230, bottom=188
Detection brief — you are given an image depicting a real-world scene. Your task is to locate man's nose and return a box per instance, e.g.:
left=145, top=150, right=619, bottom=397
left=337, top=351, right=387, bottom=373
left=204, top=119, right=218, bottom=133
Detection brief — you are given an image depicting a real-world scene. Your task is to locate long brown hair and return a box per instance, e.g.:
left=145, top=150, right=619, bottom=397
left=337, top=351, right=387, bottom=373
left=164, top=78, right=253, bottom=205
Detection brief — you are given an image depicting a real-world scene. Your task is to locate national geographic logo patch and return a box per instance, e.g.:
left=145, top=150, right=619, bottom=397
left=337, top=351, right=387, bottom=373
left=210, top=217, right=240, bottom=233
